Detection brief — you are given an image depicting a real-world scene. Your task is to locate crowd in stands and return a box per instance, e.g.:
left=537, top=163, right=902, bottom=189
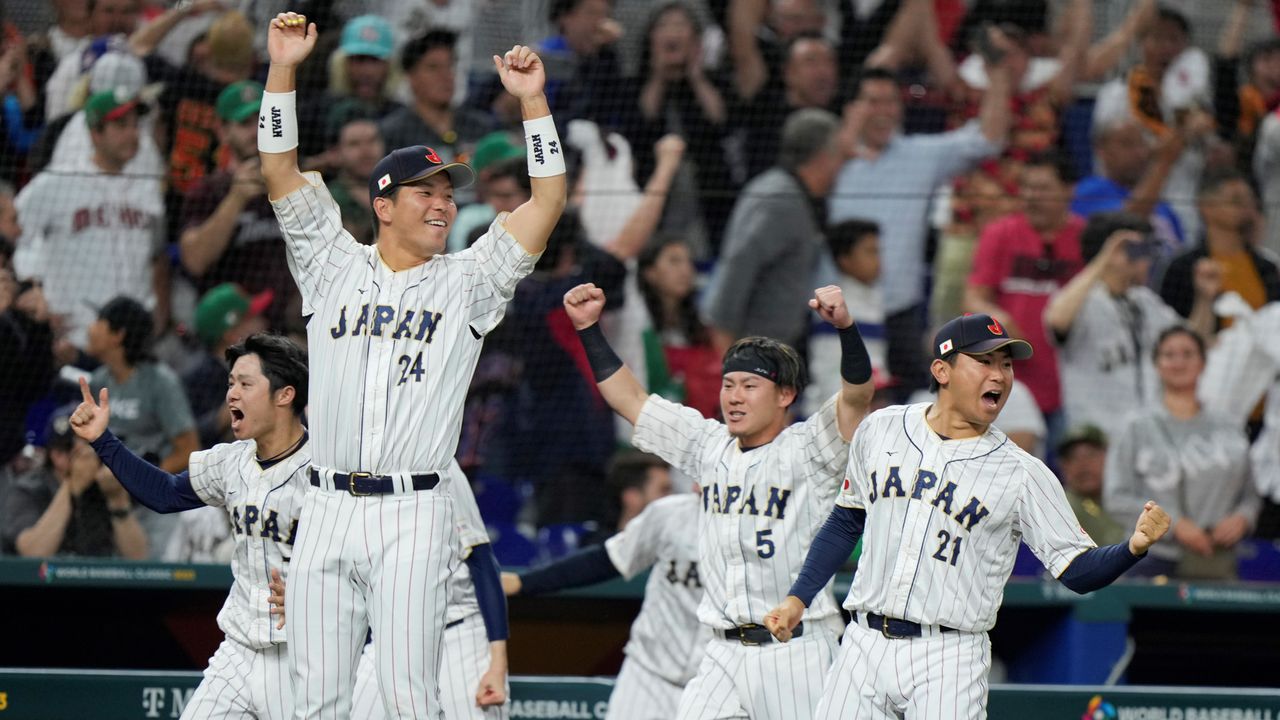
left=0, top=0, right=1278, bottom=583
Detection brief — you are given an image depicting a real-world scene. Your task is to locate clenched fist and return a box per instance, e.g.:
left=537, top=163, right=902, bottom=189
left=763, top=596, right=806, bottom=643
left=563, top=283, right=607, bottom=330
left=1129, top=501, right=1171, bottom=556
left=809, top=285, right=853, bottom=330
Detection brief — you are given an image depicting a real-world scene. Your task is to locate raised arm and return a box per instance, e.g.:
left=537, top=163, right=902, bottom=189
left=1043, top=230, right=1134, bottom=336
left=259, top=12, right=319, bottom=201
left=494, top=47, right=568, bottom=255
left=563, top=283, right=649, bottom=425
left=809, top=286, right=874, bottom=441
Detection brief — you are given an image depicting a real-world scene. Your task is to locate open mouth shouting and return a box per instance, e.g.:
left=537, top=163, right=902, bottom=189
left=229, top=406, right=245, bottom=432
left=980, top=389, right=1002, bottom=411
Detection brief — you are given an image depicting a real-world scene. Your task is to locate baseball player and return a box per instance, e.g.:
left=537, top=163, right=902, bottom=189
left=258, top=12, right=565, bottom=719
left=502, top=491, right=704, bottom=720
left=349, top=461, right=510, bottom=720
left=765, top=313, right=1173, bottom=719
left=562, top=282, right=875, bottom=719
left=68, top=333, right=311, bottom=719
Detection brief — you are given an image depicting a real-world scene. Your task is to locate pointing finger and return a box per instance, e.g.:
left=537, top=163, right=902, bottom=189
left=79, top=376, right=92, bottom=404
left=100, top=387, right=110, bottom=409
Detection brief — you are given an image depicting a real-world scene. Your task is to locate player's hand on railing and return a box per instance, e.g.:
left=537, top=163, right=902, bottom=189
left=500, top=572, right=522, bottom=596
left=809, top=285, right=853, bottom=330
left=1129, top=501, right=1172, bottom=556
left=764, top=596, right=806, bottom=643
left=69, top=377, right=111, bottom=443
left=269, top=568, right=287, bottom=629
left=493, top=45, right=546, bottom=101
left=563, top=283, right=607, bottom=330
left=267, top=12, right=317, bottom=67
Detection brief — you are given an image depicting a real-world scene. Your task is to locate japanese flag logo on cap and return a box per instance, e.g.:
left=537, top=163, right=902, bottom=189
left=377, top=173, right=391, bottom=190
left=939, top=339, right=954, bottom=355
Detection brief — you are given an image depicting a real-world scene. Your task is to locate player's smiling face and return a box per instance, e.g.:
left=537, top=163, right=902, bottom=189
left=720, top=371, right=795, bottom=444
left=943, top=350, right=1013, bottom=425
left=384, top=173, right=456, bottom=257
left=226, top=353, right=278, bottom=441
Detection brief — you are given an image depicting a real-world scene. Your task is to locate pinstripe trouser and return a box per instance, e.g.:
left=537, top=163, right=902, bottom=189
left=604, top=657, right=686, bottom=720
left=181, top=639, right=292, bottom=720
left=674, top=623, right=838, bottom=720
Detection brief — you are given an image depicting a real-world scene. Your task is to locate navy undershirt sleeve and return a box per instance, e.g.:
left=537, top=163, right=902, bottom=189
left=517, top=544, right=621, bottom=595
left=1058, top=543, right=1143, bottom=594
left=89, top=430, right=204, bottom=513
left=788, top=505, right=867, bottom=606
left=465, top=544, right=509, bottom=642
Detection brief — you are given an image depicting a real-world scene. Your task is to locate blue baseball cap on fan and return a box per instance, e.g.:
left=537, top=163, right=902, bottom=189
left=368, top=145, right=475, bottom=203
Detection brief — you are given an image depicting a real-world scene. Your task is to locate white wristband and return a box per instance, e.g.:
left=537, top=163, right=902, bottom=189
left=257, top=90, right=298, bottom=153
left=523, top=115, right=565, bottom=177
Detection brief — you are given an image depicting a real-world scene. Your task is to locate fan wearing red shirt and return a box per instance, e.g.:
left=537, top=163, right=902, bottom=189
left=965, top=150, right=1084, bottom=437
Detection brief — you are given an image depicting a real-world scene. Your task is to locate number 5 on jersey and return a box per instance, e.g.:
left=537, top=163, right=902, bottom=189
left=398, top=352, right=425, bottom=385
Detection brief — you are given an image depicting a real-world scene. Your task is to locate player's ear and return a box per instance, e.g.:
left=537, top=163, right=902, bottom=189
left=274, top=385, right=296, bottom=409
left=372, top=195, right=394, bottom=225
left=930, top=358, right=950, bottom=390
left=776, top=385, right=798, bottom=409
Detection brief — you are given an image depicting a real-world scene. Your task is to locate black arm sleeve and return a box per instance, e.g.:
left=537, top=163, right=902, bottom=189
left=517, top=544, right=622, bottom=595
left=465, top=544, right=509, bottom=642
left=787, top=505, right=867, bottom=606
left=839, top=323, right=873, bottom=384
left=1058, top=543, right=1143, bottom=594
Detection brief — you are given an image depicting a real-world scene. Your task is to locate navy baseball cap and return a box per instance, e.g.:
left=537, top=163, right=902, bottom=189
left=369, top=145, right=475, bottom=203
left=933, top=314, right=1033, bottom=361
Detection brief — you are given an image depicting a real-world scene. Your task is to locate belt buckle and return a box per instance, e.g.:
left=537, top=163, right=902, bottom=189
left=737, top=623, right=762, bottom=646
left=880, top=615, right=906, bottom=640
left=347, top=472, right=374, bottom=497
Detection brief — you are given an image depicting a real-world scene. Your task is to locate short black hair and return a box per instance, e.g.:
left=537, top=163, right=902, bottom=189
left=1080, top=211, right=1152, bottom=264
left=1197, top=166, right=1251, bottom=200
left=783, top=32, right=834, bottom=64
left=98, top=295, right=154, bottom=366
left=638, top=2, right=702, bottom=72
left=1153, top=324, right=1205, bottom=364
left=607, top=450, right=668, bottom=497
left=536, top=208, right=583, bottom=273
left=1152, top=6, right=1191, bottom=37
left=722, top=336, right=807, bottom=401
left=1023, top=148, right=1078, bottom=185
left=486, top=157, right=532, bottom=193
left=1246, top=38, right=1280, bottom=72
left=855, top=66, right=898, bottom=97
left=827, top=219, right=879, bottom=260
left=225, top=333, right=309, bottom=416
left=550, top=0, right=610, bottom=23
left=401, top=29, right=458, bottom=73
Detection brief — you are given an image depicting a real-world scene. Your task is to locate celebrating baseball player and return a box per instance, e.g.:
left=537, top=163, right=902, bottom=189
left=502, top=490, right=704, bottom=720
left=765, top=313, right=1172, bottom=719
left=563, top=282, right=874, bottom=719
left=258, top=12, right=565, bottom=719
left=68, top=333, right=311, bottom=719
left=349, top=460, right=510, bottom=720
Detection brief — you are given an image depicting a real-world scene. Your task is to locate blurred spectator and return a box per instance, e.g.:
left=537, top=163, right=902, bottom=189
left=379, top=30, right=494, bottom=169
left=634, top=235, right=720, bottom=419
left=1105, top=326, right=1260, bottom=579
left=805, top=219, right=886, bottom=413
left=152, top=9, right=256, bottom=200
left=13, top=88, right=166, bottom=348
left=1214, top=1, right=1280, bottom=171
left=1, top=405, right=148, bottom=559
left=1256, top=108, right=1280, bottom=257
left=622, top=2, right=735, bottom=250
left=724, top=0, right=826, bottom=108
left=0, top=266, right=55, bottom=468
left=383, top=0, right=476, bottom=106
left=179, top=80, right=300, bottom=334
left=300, top=15, right=403, bottom=158
left=736, top=33, right=838, bottom=182
left=1057, top=424, right=1126, bottom=547
left=930, top=171, right=1018, bottom=327
left=43, top=0, right=141, bottom=122
left=1092, top=5, right=1217, bottom=241
left=30, top=0, right=93, bottom=65
left=609, top=450, right=673, bottom=532
left=533, top=0, right=625, bottom=127
left=0, top=180, right=18, bottom=249
left=0, top=20, right=39, bottom=179
left=447, top=134, right=527, bottom=252
left=702, top=108, right=843, bottom=353
left=327, top=109, right=385, bottom=247
left=1044, top=211, right=1215, bottom=439
left=182, top=283, right=270, bottom=449
left=1161, top=168, right=1280, bottom=327
left=966, top=151, right=1083, bottom=441
left=87, top=296, right=197, bottom=559
left=829, top=63, right=1009, bottom=395
left=1070, top=113, right=1213, bottom=257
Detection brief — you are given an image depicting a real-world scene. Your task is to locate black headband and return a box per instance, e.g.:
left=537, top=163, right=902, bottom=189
left=722, top=347, right=781, bottom=384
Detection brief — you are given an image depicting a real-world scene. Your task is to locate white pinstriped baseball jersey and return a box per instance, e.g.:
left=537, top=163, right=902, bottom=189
left=604, top=492, right=704, bottom=686
left=444, top=464, right=490, bottom=624
left=271, top=172, right=537, bottom=476
left=631, top=394, right=849, bottom=630
left=187, top=435, right=311, bottom=649
left=838, top=403, right=1096, bottom=632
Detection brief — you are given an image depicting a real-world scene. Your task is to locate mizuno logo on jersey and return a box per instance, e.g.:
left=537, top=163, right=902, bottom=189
left=329, top=304, right=444, bottom=343
left=702, top=484, right=791, bottom=519
left=231, top=504, right=300, bottom=545
left=867, top=466, right=991, bottom=531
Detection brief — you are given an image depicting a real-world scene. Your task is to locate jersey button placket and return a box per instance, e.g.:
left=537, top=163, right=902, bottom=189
left=365, top=271, right=396, bottom=467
